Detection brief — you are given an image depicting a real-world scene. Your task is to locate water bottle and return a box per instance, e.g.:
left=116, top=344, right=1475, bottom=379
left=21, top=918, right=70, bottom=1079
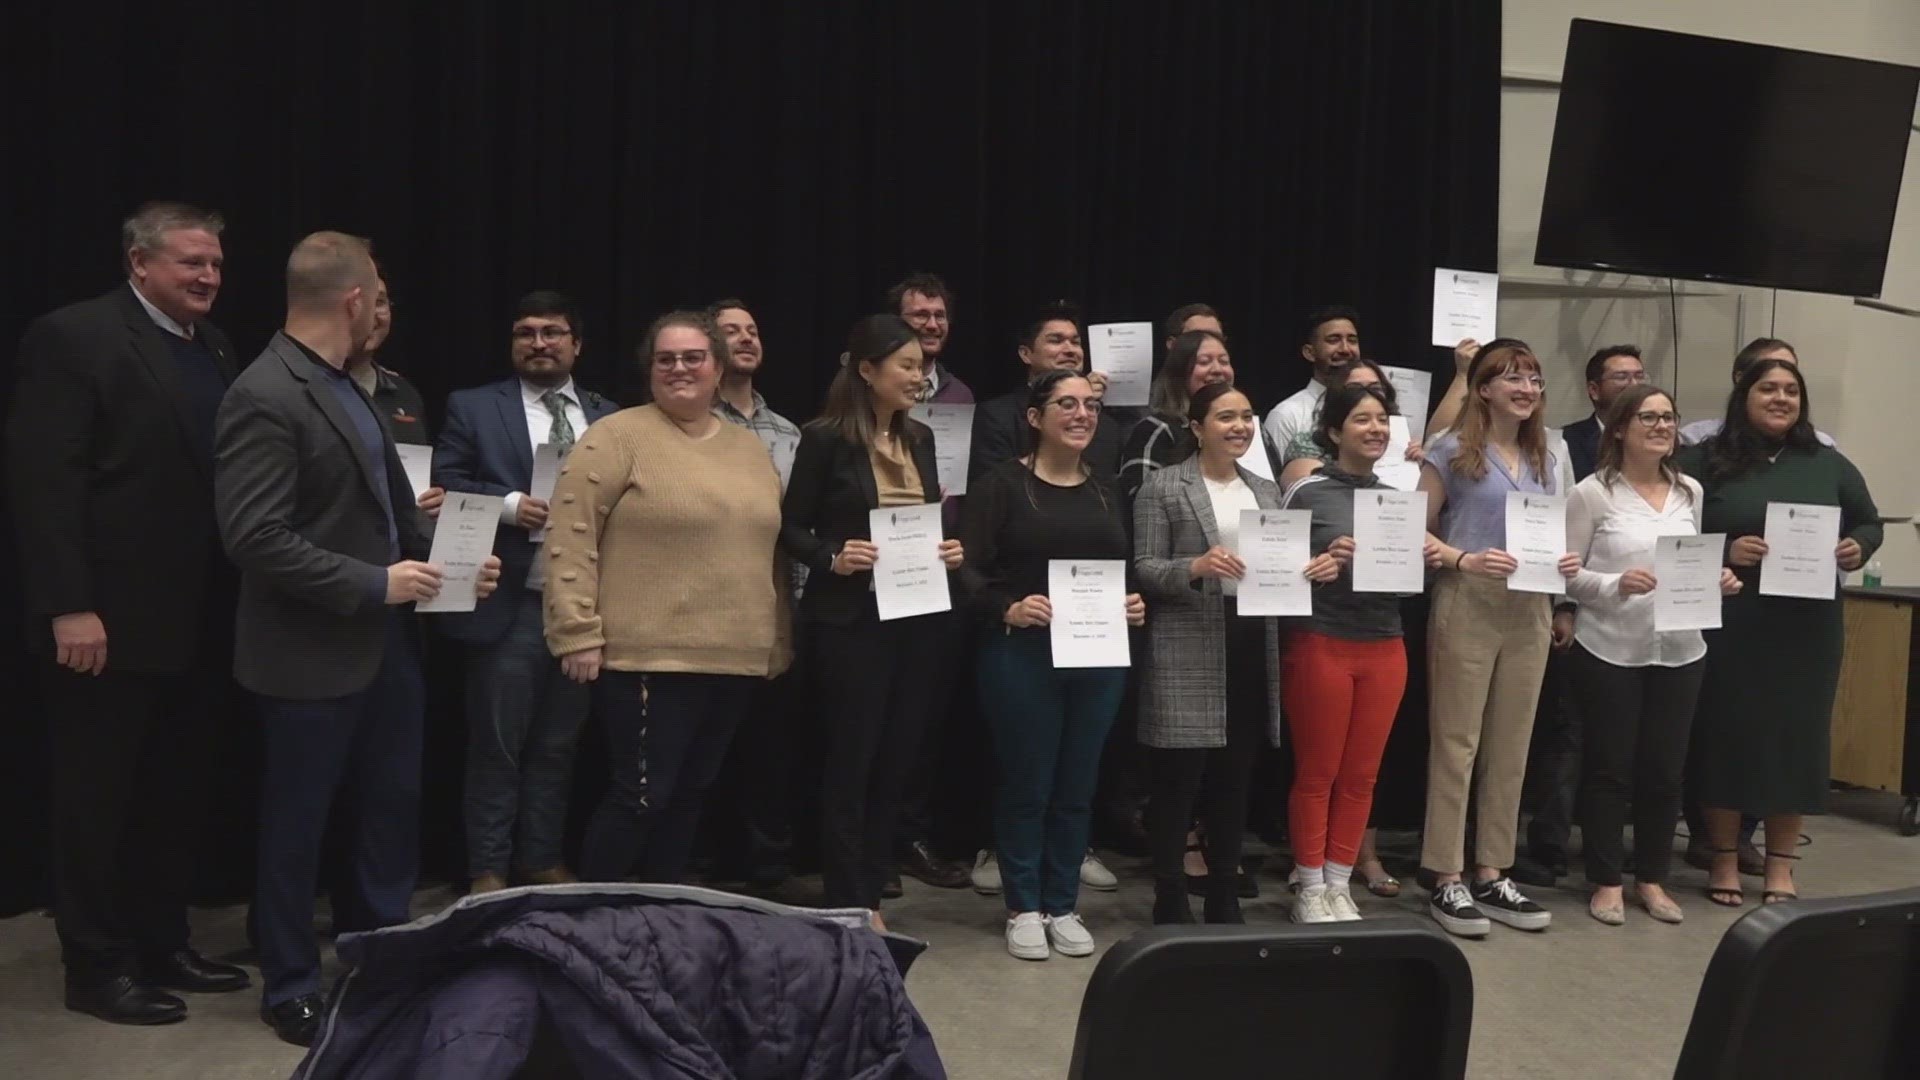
left=1863, top=557, right=1883, bottom=588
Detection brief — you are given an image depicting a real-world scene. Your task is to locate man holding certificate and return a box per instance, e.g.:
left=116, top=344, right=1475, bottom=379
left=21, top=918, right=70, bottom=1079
left=215, top=233, right=500, bottom=1044
left=1678, top=357, right=1879, bottom=908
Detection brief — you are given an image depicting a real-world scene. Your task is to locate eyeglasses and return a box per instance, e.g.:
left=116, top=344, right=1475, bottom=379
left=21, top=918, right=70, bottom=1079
left=1632, top=410, right=1680, bottom=429
left=1045, top=396, right=1102, bottom=415
left=1599, top=370, right=1649, bottom=385
left=1495, top=372, right=1547, bottom=389
left=651, top=350, right=710, bottom=370
left=513, top=326, right=573, bottom=344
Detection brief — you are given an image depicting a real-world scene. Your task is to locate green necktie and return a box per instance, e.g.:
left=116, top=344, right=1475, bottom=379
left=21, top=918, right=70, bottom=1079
left=540, top=389, right=576, bottom=456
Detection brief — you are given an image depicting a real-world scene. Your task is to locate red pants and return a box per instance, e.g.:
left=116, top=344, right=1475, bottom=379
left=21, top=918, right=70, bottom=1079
left=1282, top=631, right=1407, bottom=868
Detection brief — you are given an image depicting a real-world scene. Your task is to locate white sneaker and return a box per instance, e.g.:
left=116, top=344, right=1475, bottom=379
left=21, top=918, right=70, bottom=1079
left=1043, top=912, right=1096, bottom=957
left=1292, top=883, right=1336, bottom=924
left=1080, top=851, right=1118, bottom=891
left=971, top=850, right=1002, bottom=895
left=1326, top=886, right=1363, bottom=922
left=1006, top=911, right=1049, bottom=960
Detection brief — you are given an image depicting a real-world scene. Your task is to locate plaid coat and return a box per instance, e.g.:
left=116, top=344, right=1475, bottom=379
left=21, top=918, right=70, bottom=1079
left=1131, top=456, right=1286, bottom=749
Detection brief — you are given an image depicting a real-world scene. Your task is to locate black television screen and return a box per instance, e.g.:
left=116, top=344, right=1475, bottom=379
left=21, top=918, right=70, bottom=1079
left=1535, top=20, right=1920, bottom=298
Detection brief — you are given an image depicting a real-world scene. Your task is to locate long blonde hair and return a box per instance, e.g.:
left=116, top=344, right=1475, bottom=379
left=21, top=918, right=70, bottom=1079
left=1450, top=339, right=1551, bottom=488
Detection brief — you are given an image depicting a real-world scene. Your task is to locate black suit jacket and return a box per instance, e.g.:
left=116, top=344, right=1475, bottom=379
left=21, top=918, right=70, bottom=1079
left=214, top=332, right=432, bottom=699
left=967, top=388, right=1128, bottom=483
left=4, top=284, right=237, bottom=672
left=780, top=420, right=947, bottom=626
left=1564, top=414, right=1602, bottom=484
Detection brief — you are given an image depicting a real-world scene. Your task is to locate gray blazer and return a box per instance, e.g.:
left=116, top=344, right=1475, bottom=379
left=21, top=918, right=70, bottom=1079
left=215, top=332, right=432, bottom=699
left=1131, top=456, right=1285, bottom=749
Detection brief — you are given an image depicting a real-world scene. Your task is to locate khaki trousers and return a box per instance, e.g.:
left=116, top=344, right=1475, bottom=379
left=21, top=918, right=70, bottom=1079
left=1421, top=571, right=1552, bottom=874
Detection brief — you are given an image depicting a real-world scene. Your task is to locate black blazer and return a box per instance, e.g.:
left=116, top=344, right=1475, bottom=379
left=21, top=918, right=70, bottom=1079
left=214, top=332, right=432, bottom=700
left=780, top=420, right=946, bottom=626
left=1564, top=413, right=1602, bottom=484
left=4, top=284, right=238, bottom=672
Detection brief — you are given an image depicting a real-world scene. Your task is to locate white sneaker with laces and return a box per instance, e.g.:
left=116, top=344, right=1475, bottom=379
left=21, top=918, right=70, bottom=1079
left=1326, top=886, right=1363, bottom=922
left=1043, top=912, right=1096, bottom=957
left=971, top=850, right=1002, bottom=895
left=1292, top=883, right=1336, bottom=924
left=1005, top=911, right=1049, bottom=960
left=1079, top=851, right=1118, bottom=891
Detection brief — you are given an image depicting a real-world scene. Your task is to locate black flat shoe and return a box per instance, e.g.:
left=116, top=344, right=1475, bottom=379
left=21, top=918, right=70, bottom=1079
left=66, top=976, right=186, bottom=1025
left=140, top=948, right=251, bottom=993
left=880, top=870, right=904, bottom=900
left=261, top=994, right=326, bottom=1047
left=898, top=840, right=970, bottom=889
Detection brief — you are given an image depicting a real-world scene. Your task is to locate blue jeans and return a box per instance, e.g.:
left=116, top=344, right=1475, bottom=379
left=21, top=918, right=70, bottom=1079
left=462, top=593, right=591, bottom=878
left=978, top=628, right=1126, bottom=916
left=255, top=616, right=423, bottom=1006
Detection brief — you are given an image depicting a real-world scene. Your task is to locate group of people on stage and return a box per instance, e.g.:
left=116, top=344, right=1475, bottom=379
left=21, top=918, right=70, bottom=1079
left=8, top=202, right=1883, bottom=1046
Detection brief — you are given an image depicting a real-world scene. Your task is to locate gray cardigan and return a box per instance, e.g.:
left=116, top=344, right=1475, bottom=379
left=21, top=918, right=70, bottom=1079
left=1131, top=456, right=1285, bottom=749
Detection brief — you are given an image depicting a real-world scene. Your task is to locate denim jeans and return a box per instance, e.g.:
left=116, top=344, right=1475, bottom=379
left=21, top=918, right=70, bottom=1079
left=462, top=593, right=591, bottom=878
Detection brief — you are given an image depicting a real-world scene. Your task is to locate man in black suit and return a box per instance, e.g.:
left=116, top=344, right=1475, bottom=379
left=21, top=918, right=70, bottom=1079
left=968, top=301, right=1127, bottom=482
left=5, top=201, right=253, bottom=1025
left=214, top=232, right=498, bottom=1046
left=1561, top=344, right=1647, bottom=485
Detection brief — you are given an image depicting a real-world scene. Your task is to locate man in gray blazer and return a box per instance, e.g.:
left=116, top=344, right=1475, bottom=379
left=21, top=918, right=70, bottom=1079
left=213, top=232, right=498, bottom=1046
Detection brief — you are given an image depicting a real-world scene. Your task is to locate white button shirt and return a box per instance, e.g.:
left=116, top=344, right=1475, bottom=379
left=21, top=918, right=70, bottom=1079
left=1563, top=470, right=1709, bottom=667
left=501, top=378, right=588, bottom=525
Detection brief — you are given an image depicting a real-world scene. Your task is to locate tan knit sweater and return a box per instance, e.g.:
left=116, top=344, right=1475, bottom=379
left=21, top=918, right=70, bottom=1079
left=542, top=405, right=792, bottom=676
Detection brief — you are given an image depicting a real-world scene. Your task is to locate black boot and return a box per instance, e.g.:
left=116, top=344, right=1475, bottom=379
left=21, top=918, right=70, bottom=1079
left=1153, top=878, right=1195, bottom=925
left=1203, top=878, right=1244, bottom=924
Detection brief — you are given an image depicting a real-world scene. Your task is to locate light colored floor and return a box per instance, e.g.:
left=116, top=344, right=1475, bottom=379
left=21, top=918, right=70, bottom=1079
left=1, top=789, right=1913, bottom=1079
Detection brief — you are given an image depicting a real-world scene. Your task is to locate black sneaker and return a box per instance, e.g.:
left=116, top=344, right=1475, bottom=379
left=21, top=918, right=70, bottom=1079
left=1470, top=876, right=1552, bottom=931
left=1429, top=881, right=1490, bottom=938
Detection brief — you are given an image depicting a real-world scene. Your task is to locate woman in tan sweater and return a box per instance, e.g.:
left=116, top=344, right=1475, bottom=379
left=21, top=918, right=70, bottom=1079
left=543, top=310, right=791, bottom=883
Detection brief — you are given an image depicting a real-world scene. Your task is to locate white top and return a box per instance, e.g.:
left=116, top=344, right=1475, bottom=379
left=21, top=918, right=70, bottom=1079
left=1204, top=473, right=1262, bottom=597
left=129, top=281, right=192, bottom=339
left=1262, top=382, right=1326, bottom=459
left=501, top=378, right=589, bottom=525
left=1679, top=417, right=1836, bottom=449
left=1564, top=470, right=1708, bottom=667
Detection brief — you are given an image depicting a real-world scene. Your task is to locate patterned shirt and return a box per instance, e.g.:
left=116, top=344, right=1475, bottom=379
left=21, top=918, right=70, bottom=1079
left=715, top=388, right=806, bottom=596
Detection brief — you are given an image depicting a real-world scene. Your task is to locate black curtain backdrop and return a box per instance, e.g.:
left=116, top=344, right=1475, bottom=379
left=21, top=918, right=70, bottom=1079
left=1, top=1, right=1501, bottom=915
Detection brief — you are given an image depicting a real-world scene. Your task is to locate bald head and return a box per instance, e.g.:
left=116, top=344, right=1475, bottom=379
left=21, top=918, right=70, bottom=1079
left=285, top=231, right=376, bottom=314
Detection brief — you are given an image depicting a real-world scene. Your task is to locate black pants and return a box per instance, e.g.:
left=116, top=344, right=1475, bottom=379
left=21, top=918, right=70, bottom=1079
left=1524, top=646, right=1579, bottom=863
left=579, top=671, right=754, bottom=883
left=1146, top=611, right=1265, bottom=890
left=43, top=662, right=218, bottom=986
left=712, top=621, right=805, bottom=882
left=1568, top=646, right=1705, bottom=886
left=894, top=610, right=982, bottom=855
left=814, top=612, right=940, bottom=909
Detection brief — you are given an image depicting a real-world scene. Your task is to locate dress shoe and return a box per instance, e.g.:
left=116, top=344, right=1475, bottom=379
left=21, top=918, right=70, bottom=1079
left=899, top=840, right=970, bottom=889
left=1507, top=856, right=1562, bottom=889
left=65, top=976, right=187, bottom=1025
left=261, top=994, right=327, bottom=1047
left=470, top=872, right=508, bottom=896
left=140, top=948, right=251, bottom=993
left=881, top=870, right=904, bottom=900
left=521, top=866, right=579, bottom=886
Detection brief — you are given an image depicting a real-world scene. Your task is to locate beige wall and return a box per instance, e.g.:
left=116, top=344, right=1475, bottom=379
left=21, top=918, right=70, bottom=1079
left=1501, top=0, right=1920, bottom=580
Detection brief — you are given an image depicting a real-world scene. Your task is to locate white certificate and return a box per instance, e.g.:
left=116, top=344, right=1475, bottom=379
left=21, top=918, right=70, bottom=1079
left=1504, top=492, right=1567, bottom=595
left=1430, top=267, right=1499, bottom=347
left=1379, top=365, right=1433, bottom=442
left=1048, top=559, right=1130, bottom=668
left=527, top=442, right=563, bottom=542
left=396, top=444, right=433, bottom=500
left=1760, top=502, right=1841, bottom=600
left=1237, top=435, right=1274, bottom=480
left=869, top=503, right=951, bottom=621
left=1373, top=416, right=1422, bottom=492
left=909, top=403, right=975, bottom=497
left=1655, top=533, right=1726, bottom=631
left=1235, top=509, right=1313, bottom=617
left=416, top=492, right=503, bottom=613
left=1353, top=490, right=1427, bottom=594
left=1088, top=322, right=1154, bottom=408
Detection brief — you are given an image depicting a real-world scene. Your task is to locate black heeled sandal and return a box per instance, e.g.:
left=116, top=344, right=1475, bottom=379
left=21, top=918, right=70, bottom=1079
left=1762, top=851, right=1800, bottom=904
left=1703, top=847, right=1744, bottom=907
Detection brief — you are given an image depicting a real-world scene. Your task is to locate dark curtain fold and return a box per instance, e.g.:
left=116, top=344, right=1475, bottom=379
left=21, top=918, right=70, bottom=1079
left=0, top=0, right=1500, bottom=916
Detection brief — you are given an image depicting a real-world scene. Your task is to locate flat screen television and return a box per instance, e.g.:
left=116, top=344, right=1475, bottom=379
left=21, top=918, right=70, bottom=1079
left=1535, top=19, right=1920, bottom=298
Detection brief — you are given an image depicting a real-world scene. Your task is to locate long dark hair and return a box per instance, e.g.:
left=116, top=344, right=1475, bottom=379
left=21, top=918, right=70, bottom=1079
left=1148, top=328, right=1229, bottom=421
left=1594, top=384, right=1691, bottom=504
left=810, top=313, right=924, bottom=447
left=1020, top=368, right=1108, bottom=510
left=1331, top=357, right=1398, bottom=410
left=1704, top=357, right=1818, bottom=481
left=1311, top=382, right=1397, bottom=455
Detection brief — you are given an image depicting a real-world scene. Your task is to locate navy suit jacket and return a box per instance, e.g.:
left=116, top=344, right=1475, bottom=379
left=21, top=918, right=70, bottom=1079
left=1563, top=414, right=1602, bottom=484
left=432, top=377, right=618, bottom=645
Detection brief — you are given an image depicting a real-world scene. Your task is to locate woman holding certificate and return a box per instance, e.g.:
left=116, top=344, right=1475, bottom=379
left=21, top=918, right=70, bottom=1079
left=962, top=369, right=1144, bottom=959
left=544, top=312, right=792, bottom=886
left=1677, top=358, right=1879, bottom=906
left=780, top=314, right=965, bottom=923
left=1277, top=382, right=1411, bottom=923
left=1563, top=386, right=1740, bottom=925
left=1134, top=383, right=1312, bottom=926
left=1415, top=339, right=1580, bottom=939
